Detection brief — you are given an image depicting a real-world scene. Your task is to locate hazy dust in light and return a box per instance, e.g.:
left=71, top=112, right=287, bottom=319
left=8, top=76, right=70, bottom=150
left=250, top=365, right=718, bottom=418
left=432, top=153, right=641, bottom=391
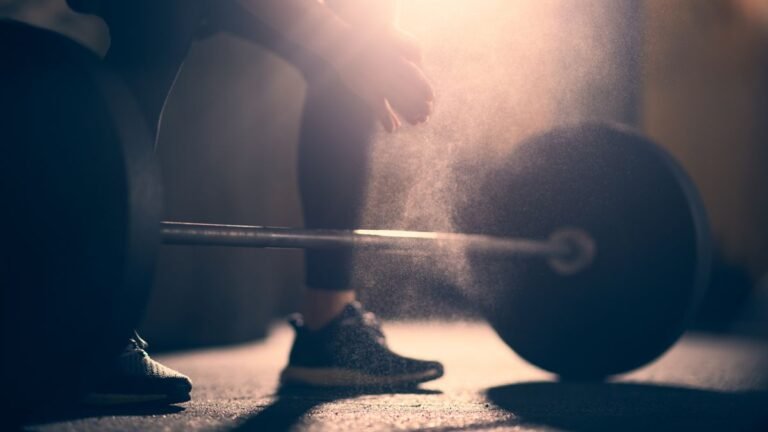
left=352, top=0, right=640, bottom=311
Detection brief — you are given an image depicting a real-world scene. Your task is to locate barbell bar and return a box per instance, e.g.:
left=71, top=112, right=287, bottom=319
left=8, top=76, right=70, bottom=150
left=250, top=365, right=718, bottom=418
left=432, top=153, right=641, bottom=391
left=160, top=221, right=597, bottom=275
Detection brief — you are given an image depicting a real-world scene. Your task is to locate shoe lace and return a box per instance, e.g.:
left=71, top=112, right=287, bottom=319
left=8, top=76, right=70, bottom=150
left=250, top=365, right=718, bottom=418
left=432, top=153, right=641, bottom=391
left=122, top=331, right=149, bottom=357
left=360, top=311, right=386, bottom=345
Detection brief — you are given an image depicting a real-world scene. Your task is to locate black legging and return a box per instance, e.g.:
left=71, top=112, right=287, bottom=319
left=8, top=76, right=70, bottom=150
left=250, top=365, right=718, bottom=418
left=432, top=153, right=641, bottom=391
left=298, top=79, right=375, bottom=290
left=259, top=23, right=376, bottom=291
left=102, top=0, right=374, bottom=291
left=215, top=1, right=378, bottom=291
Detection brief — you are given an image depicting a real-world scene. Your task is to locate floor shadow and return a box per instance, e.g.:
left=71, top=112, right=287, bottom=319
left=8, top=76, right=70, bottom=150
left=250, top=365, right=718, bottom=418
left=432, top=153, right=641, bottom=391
left=486, top=381, right=768, bottom=432
left=21, top=403, right=185, bottom=430
left=233, top=385, right=442, bottom=431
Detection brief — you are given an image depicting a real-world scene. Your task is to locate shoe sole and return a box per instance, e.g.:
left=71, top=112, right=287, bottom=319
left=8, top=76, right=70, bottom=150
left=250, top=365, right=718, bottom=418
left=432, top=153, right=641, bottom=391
left=280, top=366, right=443, bottom=387
left=82, top=392, right=191, bottom=406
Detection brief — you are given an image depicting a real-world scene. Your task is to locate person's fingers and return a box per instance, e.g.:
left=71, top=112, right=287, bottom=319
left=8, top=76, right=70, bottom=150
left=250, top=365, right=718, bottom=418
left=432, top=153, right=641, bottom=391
left=390, top=107, right=402, bottom=131
left=401, top=60, right=434, bottom=102
left=385, top=59, right=434, bottom=124
left=388, top=88, right=430, bottom=124
left=375, top=97, right=399, bottom=132
left=336, top=28, right=433, bottom=131
left=391, top=96, right=431, bottom=125
left=414, top=101, right=432, bottom=124
left=390, top=29, right=423, bottom=66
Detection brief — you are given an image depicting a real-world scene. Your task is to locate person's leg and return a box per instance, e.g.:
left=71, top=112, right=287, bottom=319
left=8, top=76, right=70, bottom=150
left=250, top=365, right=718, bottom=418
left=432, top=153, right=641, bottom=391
left=300, top=289, right=357, bottom=331
left=296, top=70, right=377, bottom=329
left=218, top=1, right=373, bottom=328
left=162, top=1, right=443, bottom=387
left=272, top=24, right=443, bottom=388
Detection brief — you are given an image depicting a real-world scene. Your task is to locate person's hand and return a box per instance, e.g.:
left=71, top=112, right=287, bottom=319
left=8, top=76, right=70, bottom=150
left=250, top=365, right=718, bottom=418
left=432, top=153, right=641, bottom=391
left=335, top=27, right=434, bottom=132
left=225, top=0, right=433, bottom=132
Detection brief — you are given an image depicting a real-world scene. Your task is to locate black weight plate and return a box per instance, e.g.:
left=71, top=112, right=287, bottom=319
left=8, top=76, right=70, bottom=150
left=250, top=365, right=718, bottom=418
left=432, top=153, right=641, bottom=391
left=457, top=123, right=710, bottom=378
left=1, top=20, right=161, bottom=409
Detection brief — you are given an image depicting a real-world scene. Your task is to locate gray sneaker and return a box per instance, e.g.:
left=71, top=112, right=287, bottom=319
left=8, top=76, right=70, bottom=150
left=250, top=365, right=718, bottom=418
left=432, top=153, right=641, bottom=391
left=281, top=302, right=444, bottom=388
left=82, top=332, right=192, bottom=405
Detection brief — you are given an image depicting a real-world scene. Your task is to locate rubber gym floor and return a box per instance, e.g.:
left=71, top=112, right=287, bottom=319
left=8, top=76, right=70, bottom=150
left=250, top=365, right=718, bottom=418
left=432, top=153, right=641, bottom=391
left=23, top=321, right=768, bottom=431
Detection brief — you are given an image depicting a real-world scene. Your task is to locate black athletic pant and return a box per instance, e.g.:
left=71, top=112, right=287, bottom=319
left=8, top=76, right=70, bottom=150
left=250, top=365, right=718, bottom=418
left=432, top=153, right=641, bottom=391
left=298, top=78, right=375, bottom=290
left=218, top=2, right=378, bottom=291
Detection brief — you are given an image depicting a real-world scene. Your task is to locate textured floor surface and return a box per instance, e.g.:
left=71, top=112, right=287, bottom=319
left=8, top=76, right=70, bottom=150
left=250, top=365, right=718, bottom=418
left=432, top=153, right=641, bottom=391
left=24, top=321, right=768, bottom=431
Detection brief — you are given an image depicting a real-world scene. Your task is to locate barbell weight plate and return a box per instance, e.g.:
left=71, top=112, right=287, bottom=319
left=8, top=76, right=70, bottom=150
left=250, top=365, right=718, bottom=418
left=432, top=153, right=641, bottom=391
left=1, top=21, right=161, bottom=407
left=456, top=123, right=711, bottom=378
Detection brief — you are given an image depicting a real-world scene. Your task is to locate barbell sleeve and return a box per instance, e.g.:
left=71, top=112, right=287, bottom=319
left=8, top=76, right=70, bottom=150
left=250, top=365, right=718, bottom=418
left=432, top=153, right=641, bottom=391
left=160, top=221, right=575, bottom=259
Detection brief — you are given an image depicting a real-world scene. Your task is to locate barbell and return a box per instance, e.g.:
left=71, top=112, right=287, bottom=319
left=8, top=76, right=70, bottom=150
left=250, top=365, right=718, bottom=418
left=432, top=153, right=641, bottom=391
left=160, top=222, right=596, bottom=275
left=154, top=122, right=711, bottom=379
left=2, top=19, right=711, bottom=409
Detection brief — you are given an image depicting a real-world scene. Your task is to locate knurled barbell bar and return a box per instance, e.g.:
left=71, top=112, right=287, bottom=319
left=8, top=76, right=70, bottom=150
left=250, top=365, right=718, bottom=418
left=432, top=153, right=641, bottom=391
left=160, top=222, right=596, bottom=275
left=2, top=20, right=711, bottom=411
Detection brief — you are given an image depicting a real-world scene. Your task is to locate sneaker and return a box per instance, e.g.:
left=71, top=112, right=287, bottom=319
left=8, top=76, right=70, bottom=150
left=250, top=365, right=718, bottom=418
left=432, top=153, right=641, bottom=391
left=280, top=302, right=444, bottom=387
left=81, top=332, right=192, bottom=405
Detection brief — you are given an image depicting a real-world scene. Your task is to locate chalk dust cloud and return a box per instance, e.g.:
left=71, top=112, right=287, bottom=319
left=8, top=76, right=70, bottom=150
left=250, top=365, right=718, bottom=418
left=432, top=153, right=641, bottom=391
left=353, top=0, right=640, bottom=316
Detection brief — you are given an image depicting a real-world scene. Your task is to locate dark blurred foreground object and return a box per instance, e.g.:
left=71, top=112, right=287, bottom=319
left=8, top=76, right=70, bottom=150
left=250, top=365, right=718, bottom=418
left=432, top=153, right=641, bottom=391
left=1, top=17, right=710, bottom=416
left=1, top=19, right=161, bottom=419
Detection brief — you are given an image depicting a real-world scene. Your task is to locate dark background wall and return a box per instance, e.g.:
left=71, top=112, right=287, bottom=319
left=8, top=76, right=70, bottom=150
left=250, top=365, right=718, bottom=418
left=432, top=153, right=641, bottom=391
left=3, top=0, right=767, bottom=348
left=643, top=0, right=768, bottom=333
left=644, top=0, right=768, bottom=279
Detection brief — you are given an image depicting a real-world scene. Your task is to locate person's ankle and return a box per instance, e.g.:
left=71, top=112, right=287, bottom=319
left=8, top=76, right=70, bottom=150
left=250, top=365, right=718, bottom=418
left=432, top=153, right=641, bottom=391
left=300, top=288, right=356, bottom=331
